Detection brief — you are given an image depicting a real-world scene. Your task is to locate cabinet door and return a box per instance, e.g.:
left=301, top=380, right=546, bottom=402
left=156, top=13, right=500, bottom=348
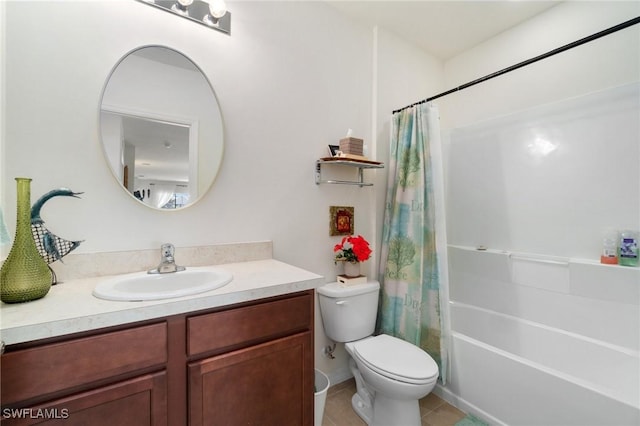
left=188, top=332, right=312, bottom=426
left=1, top=371, right=167, bottom=426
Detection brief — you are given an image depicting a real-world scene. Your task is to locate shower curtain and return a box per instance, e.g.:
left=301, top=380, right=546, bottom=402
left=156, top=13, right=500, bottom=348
left=378, top=103, right=448, bottom=383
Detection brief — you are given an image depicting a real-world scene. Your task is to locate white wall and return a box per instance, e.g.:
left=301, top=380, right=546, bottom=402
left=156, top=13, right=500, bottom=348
left=1, top=0, right=376, bottom=380
left=313, top=25, right=447, bottom=384
left=373, top=26, right=445, bottom=254
left=0, top=2, right=6, bottom=221
left=441, top=1, right=640, bottom=129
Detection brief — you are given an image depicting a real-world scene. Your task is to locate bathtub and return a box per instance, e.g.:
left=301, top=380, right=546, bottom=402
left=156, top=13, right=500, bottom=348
left=440, top=246, right=640, bottom=426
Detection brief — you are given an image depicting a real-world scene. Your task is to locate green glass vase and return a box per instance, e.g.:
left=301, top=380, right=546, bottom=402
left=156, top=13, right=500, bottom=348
left=1, top=178, right=52, bottom=303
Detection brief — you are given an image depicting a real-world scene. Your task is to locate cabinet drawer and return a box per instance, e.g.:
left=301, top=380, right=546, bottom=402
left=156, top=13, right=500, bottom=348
left=1, top=322, right=167, bottom=406
left=187, top=292, right=312, bottom=356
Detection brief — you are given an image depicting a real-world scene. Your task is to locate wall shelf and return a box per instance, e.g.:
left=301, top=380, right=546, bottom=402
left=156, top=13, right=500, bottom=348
left=315, top=157, right=384, bottom=187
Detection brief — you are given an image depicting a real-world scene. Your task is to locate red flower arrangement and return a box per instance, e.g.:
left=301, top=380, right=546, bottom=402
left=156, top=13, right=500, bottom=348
left=334, top=235, right=372, bottom=263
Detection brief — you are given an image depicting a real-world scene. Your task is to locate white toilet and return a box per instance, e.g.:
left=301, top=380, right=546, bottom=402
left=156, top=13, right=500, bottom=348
left=317, top=280, right=439, bottom=426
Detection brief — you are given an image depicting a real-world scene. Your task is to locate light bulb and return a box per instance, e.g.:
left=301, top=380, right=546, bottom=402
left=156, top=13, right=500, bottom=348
left=208, top=0, right=227, bottom=18
left=171, top=0, right=192, bottom=14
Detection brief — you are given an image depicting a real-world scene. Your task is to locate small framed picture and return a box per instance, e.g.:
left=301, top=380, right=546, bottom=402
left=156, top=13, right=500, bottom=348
left=330, top=206, right=354, bottom=236
left=328, top=145, right=340, bottom=157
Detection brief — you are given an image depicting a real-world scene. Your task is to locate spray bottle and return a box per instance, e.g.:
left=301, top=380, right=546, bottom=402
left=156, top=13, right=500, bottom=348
left=600, top=230, right=618, bottom=265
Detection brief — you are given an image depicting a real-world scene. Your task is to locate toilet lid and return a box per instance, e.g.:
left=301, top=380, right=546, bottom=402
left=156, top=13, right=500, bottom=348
left=351, top=335, right=439, bottom=385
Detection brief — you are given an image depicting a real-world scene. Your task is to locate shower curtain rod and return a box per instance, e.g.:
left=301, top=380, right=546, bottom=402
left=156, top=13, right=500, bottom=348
left=392, top=16, right=640, bottom=114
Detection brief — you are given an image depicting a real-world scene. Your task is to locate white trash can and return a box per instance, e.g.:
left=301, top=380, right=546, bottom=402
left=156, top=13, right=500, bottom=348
left=314, top=369, right=330, bottom=426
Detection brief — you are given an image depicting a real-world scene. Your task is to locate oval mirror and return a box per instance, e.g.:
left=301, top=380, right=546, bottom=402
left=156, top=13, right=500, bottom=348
left=99, top=46, right=223, bottom=210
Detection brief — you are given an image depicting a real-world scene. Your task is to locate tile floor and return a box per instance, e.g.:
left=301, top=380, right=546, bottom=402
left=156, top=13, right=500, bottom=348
left=321, top=379, right=468, bottom=426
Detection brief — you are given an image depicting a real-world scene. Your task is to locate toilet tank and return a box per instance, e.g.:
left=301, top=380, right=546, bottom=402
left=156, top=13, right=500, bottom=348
left=317, top=281, right=380, bottom=342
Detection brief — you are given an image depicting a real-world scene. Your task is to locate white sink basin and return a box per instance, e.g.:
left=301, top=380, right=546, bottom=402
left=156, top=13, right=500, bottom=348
left=92, top=267, right=233, bottom=301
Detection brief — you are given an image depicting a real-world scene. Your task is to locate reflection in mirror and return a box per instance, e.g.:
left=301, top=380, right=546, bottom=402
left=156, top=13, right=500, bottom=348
left=100, top=46, right=223, bottom=210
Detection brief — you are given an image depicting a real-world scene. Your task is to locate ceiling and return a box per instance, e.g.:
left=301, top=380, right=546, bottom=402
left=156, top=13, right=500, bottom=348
left=326, top=1, right=562, bottom=59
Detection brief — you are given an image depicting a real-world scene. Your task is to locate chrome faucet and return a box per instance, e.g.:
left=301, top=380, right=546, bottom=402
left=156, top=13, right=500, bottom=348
left=148, top=243, right=186, bottom=274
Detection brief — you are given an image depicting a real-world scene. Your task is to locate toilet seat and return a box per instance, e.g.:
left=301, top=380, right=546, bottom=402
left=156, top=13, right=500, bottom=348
left=350, top=334, right=439, bottom=385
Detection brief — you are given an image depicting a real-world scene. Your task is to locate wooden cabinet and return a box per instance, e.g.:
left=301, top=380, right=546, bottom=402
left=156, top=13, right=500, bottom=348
left=187, top=292, right=314, bottom=426
left=5, top=372, right=168, bottom=426
left=189, top=333, right=311, bottom=426
left=1, top=290, right=314, bottom=426
left=1, top=323, right=167, bottom=425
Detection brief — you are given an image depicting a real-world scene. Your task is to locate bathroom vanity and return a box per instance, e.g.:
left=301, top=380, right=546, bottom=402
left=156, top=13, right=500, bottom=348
left=0, top=257, right=323, bottom=426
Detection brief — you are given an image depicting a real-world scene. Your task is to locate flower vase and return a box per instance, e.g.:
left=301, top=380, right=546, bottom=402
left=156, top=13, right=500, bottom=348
left=0, top=178, right=53, bottom=303
left=343, top=261, right=361, bottom=278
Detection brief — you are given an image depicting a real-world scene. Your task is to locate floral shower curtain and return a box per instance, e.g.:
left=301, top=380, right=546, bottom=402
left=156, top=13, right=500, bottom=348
left=378, top=103, right=448, bottom=383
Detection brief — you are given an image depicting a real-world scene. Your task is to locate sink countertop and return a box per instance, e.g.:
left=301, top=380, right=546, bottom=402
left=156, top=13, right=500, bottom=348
left=0, top=259, right=324, bottom=346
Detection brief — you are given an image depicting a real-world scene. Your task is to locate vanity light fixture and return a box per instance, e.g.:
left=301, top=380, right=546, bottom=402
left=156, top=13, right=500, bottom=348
left=137, top=0, right=231, bottom=35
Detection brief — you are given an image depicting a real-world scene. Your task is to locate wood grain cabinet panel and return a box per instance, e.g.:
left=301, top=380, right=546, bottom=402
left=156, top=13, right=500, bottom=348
left=188, top=332, right=313, bottom=426
left=187, top=292, right=312, bottom=356
left=1, top=323, right=167, bottom=406
left=1, top=290, right=314, bottom=426
left=1, top=371, right=167, bottom=426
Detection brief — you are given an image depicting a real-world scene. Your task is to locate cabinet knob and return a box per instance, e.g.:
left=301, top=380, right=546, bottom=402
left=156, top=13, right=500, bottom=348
left=1, top=340, right=5, bottom=355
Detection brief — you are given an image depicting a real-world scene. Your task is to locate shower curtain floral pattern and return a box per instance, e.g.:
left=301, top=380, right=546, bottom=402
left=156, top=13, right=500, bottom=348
left=378, top=103, right=447, bottom=382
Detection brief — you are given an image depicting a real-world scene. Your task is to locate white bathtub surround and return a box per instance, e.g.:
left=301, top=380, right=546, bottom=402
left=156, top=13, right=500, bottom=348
left=446, top=246, right=640, bottom=425
left=442, top=71, right=640, bottom=424
left=0, top=241, right=324, bottom=345
left=446, top=83, right=639, bottom=262
left=509, top=253, right=570, bottom=293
